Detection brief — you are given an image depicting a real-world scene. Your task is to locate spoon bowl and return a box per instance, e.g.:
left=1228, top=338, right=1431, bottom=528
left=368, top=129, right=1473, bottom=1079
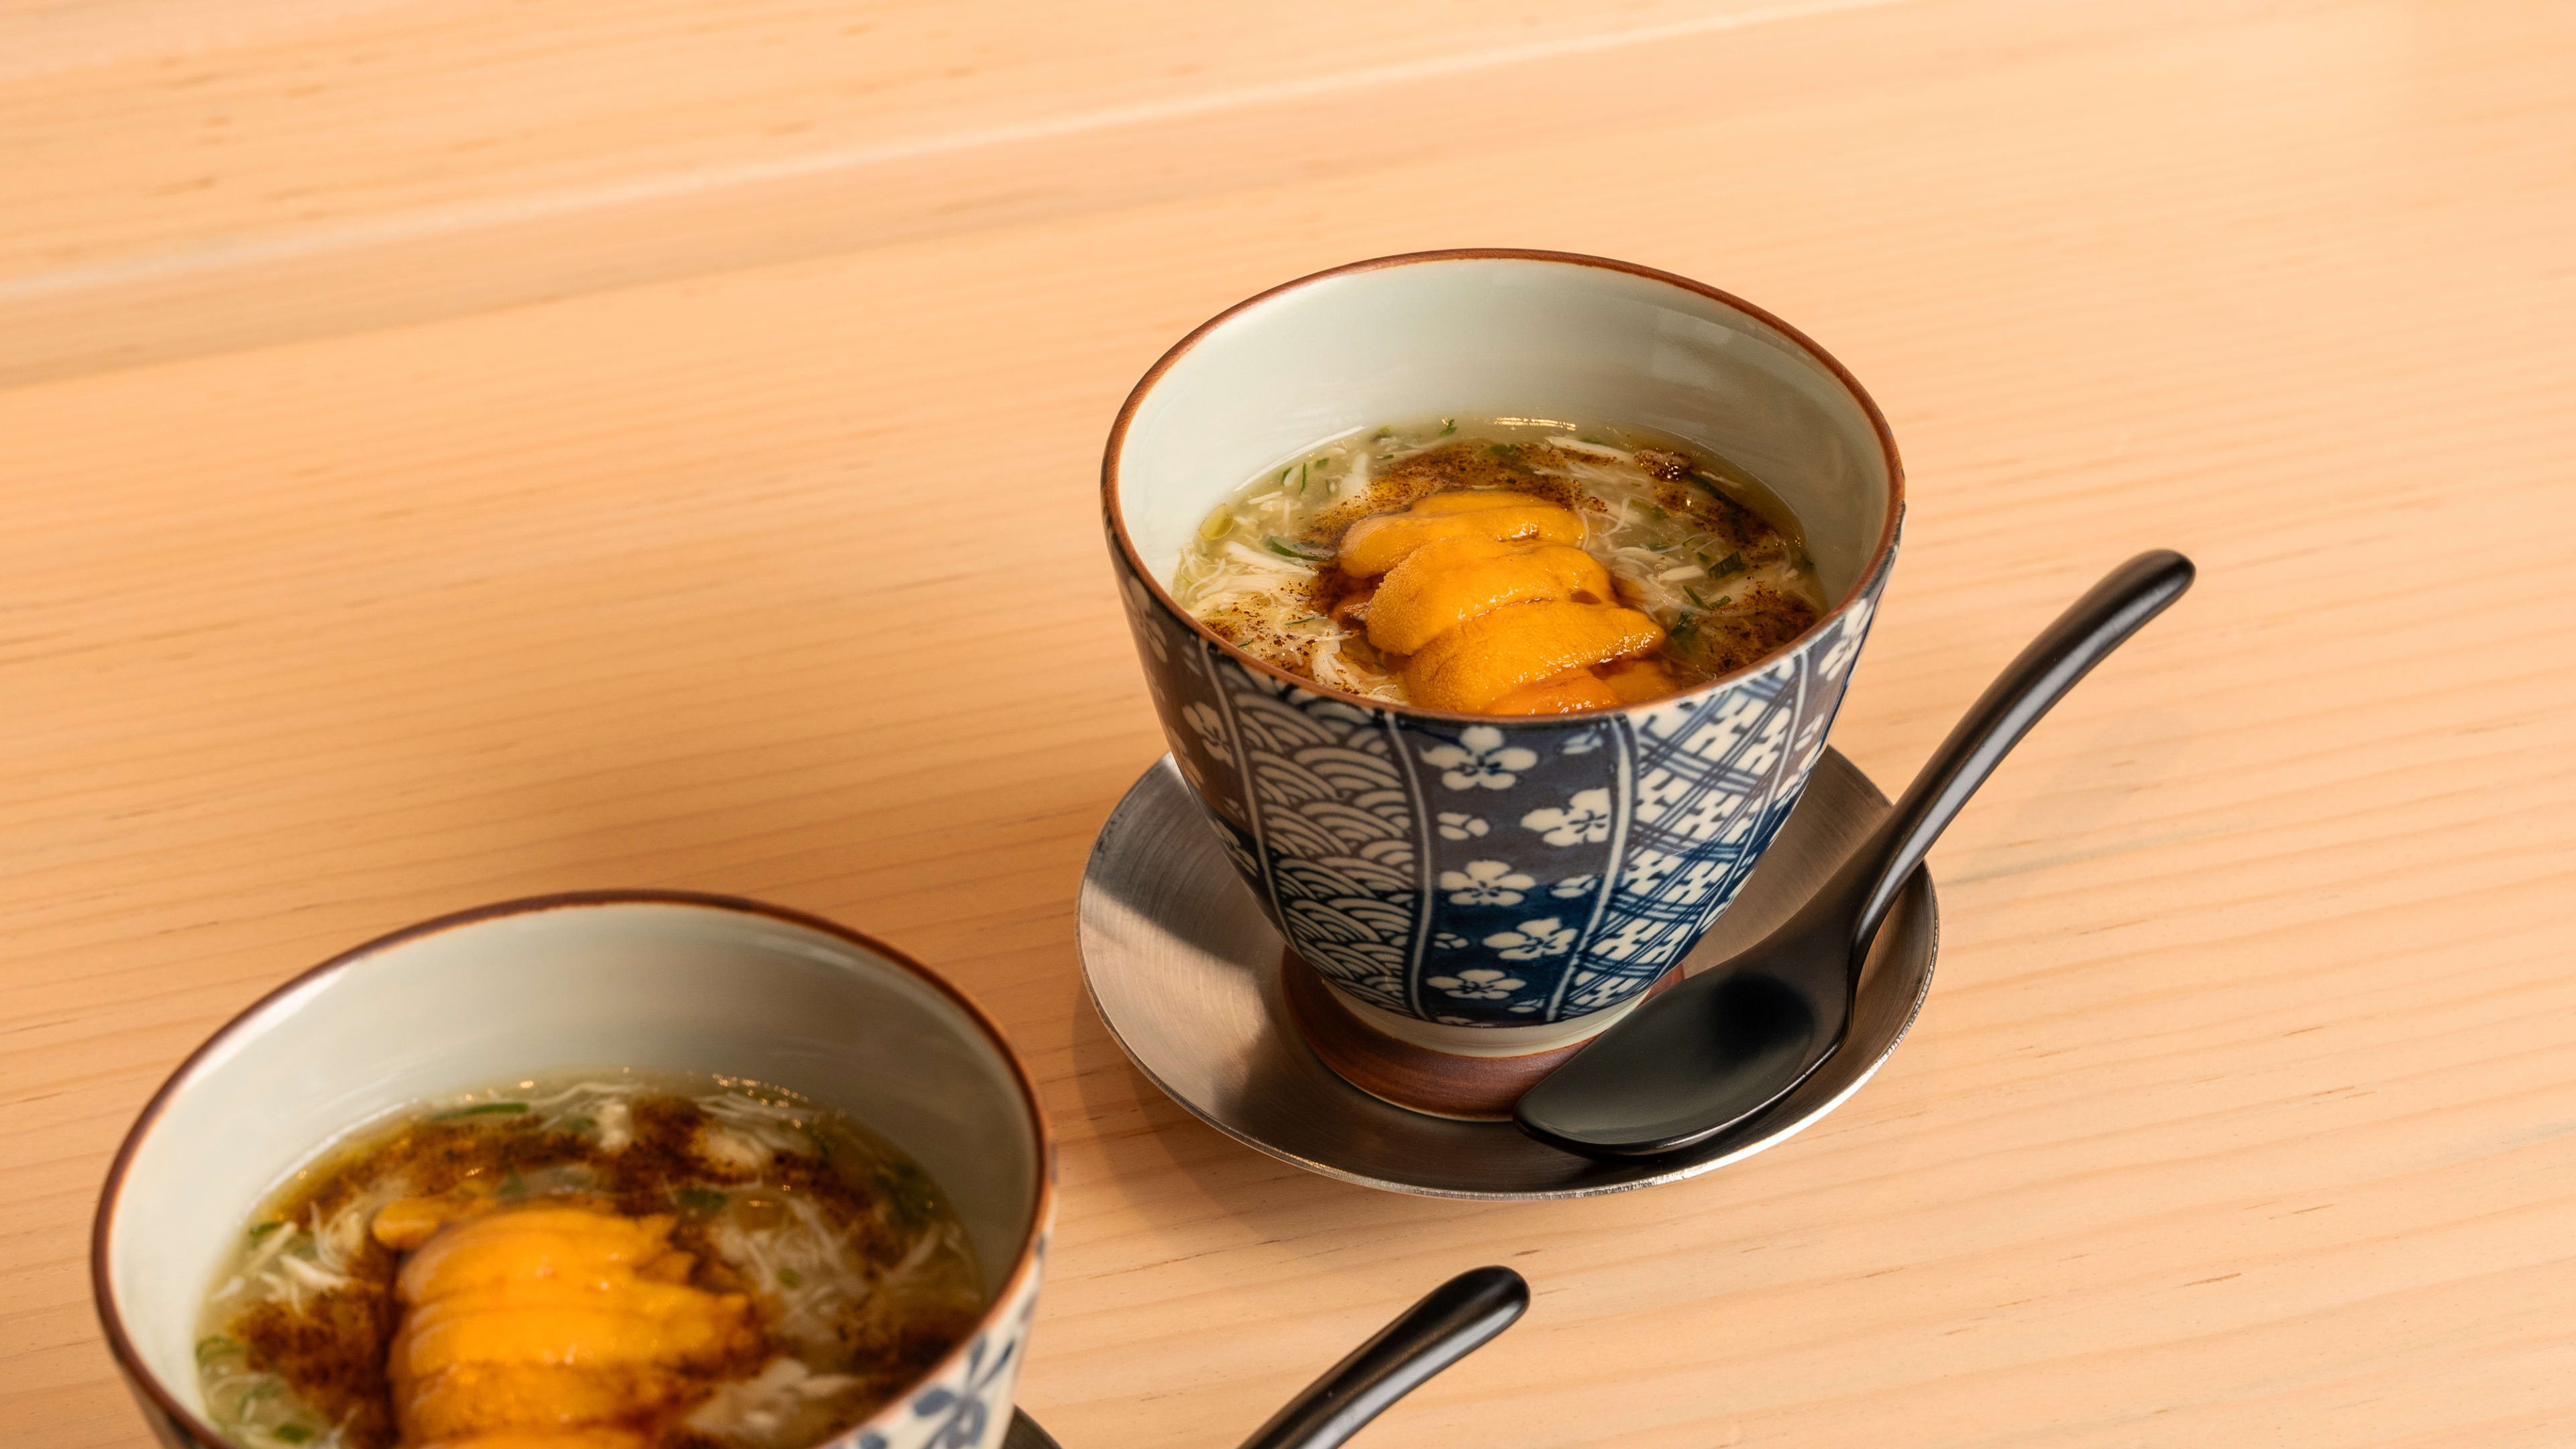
left=1517, top=551, right=2196, bottom=1158
left=1527, top=975, right=1825, bottom=1152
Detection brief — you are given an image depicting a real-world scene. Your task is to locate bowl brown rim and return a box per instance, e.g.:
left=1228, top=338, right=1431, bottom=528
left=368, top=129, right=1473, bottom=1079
left=89, top=889, right=1057, bottom=1446
left=1100, top=247, right=1907, bottom=724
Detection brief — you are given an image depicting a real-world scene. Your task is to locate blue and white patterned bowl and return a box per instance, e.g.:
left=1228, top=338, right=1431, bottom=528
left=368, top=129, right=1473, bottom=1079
left=1104, top=251, right=1903, bottom=1054
left=93, top=893, right=1053, bottom=1449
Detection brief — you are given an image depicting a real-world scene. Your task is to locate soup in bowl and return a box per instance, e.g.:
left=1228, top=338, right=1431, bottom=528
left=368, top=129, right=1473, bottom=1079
left=94, top=893, right=1053, bottom=1449
left=1102, top=251, right=1902, bottom=1093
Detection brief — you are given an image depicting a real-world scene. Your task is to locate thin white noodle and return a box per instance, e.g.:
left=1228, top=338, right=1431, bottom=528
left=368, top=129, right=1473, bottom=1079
left=1548, top=435, right=1633, bottom=460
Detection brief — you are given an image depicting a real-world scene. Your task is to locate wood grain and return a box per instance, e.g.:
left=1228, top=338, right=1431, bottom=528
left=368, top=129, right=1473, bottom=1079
left=5, top=0, right=2572, bottom=1444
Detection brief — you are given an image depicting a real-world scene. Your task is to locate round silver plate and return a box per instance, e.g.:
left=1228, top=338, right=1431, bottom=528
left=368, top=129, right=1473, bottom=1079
left=1076, top=749, right=1939, bottom=1199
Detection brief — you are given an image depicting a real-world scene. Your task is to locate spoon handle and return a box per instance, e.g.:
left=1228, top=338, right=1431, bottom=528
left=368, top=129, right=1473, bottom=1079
left=1845, top=550, right=2196, bottom=951
left=1236, top=1266, right=1529, bottom=1449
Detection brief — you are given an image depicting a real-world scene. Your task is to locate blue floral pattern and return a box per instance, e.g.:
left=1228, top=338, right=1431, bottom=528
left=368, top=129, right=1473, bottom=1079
left=907, top=1334, right=1012, bottom=1448
left=1116, top=535, right=1892, bottom=1028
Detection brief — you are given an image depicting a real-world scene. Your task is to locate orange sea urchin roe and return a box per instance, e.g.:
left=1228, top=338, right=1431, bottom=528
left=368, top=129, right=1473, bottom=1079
left=410, top=1422, right=656, bottom=1449
left=1334, top=490, right=1670, bottom=713
left=1599, top=657, right=1680, bottom=704
left=1486, top=671, right=1625, bottom=714
left=381, top=1202, right=761, bottom=1449
left=1402, top=600, right=1666, bottom=712
left=1366, top=535, right=1613, bottom=655
left=1335, top=492, right=1585, bottom=578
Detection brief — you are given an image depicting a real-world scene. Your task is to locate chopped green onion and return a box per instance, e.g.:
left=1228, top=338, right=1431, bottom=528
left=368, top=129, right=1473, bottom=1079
left=1487, top=443, right=1515, bottom=459
left=1264, top=535, right=1328, bottom=561
left=1682, top=586, right=1709, bottom=608
left=778, top=1269, right=804, bottom=1289
left=1579, top=436, right=1609, bottom=446
left=274, top=1426, right=314, bottom=1444
left=196, top=1336, right=239, bottom=1366
left=1439, top=418, right=1456, bottom=435
left=247, top=1221, right=284, bottom=1242
left=1287, top=614, right=1325, bottom=626
left=1711, top=596, right=1733, bottom=610
left=435, top=1102, right=529, bottom=1120
left=674, top=1187, right=729, bottom=1215
left=1713, top=552, right=1746, bottom=576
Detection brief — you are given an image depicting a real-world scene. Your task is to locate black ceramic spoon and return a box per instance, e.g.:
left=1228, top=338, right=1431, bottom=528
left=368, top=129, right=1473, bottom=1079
left=1515, top=550, right=2196, bottom=1159
left=1002, top=1265, right=1529, bottom=1449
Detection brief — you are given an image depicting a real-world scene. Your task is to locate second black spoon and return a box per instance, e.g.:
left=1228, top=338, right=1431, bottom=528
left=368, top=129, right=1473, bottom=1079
left=1515, top=549, right=2196, bottom=1159
left=1002, top=1265, right=1529, bottom=1449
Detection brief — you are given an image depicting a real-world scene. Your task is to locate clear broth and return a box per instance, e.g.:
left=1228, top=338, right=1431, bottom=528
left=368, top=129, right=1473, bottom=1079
left=1169, top=415, right=1826, bottom=708
left=192, top=1071, right=983, bottom=1449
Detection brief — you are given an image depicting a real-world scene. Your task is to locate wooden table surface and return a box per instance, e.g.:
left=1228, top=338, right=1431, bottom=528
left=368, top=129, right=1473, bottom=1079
left=8, top=0, right=2573, bottom=1444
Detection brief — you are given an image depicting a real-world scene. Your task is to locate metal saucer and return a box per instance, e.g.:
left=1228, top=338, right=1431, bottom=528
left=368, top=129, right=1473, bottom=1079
left=1076, top=749, right=1939, bottom=1199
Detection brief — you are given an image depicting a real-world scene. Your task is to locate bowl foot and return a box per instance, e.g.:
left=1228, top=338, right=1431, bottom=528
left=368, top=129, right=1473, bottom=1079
left=1279, top=952, right=1678, bottom=1120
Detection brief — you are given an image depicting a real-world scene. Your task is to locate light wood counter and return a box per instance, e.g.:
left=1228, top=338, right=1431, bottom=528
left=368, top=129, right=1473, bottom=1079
left=7, top=0, right=2572, bottom=1444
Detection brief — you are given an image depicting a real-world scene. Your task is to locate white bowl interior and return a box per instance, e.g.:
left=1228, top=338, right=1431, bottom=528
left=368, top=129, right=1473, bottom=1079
left=103, top=900, right=1042, bottom=1421
left=1116, top=255, right=1892, bottom=600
